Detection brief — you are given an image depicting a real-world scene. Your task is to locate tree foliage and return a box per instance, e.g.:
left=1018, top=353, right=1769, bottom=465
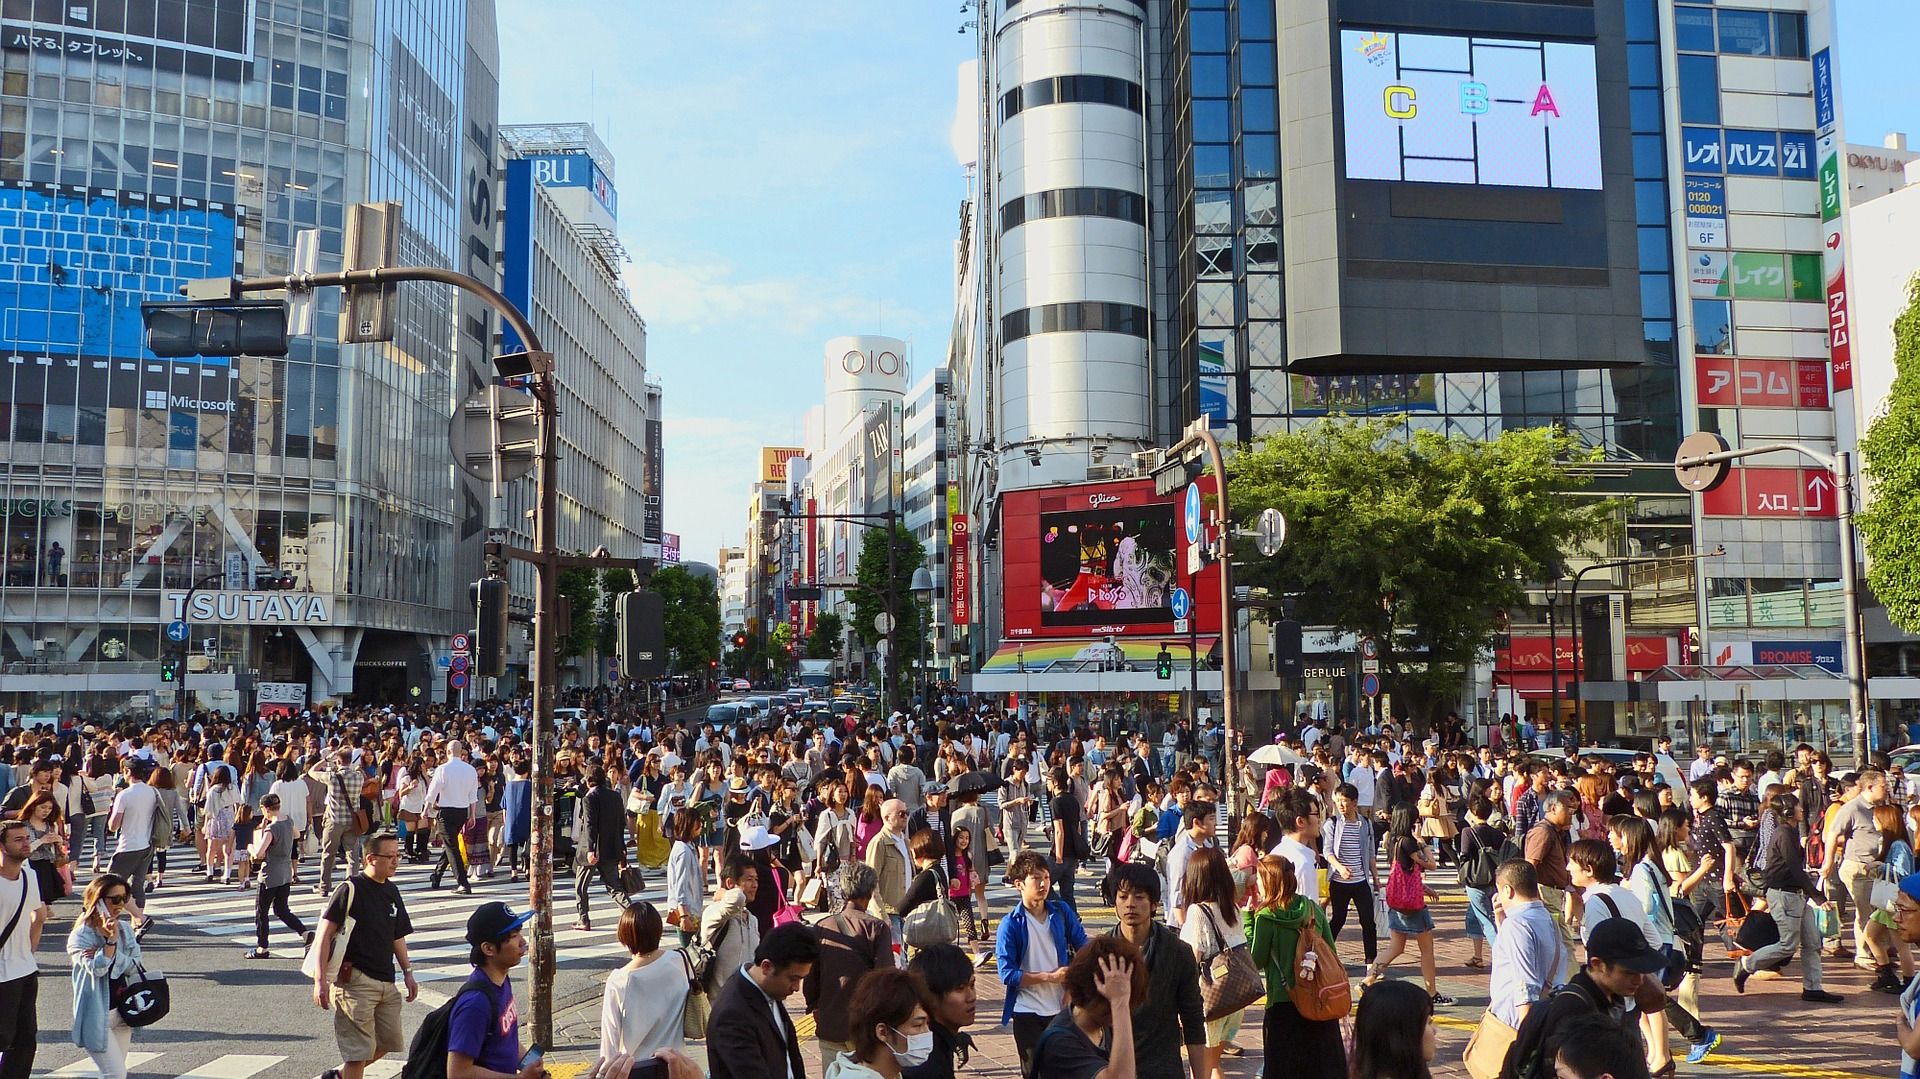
left=1860, top=278, right=1920, bottom=632
left=767, top=622, right=797, bottom=680
left=1227, top=418, right=1616, bottom=722
left=806, top=612, right=845, bottom=659
left=556, top=567, right=599, bottom=660
left=852, top=523, right=927, bottom=703
left=651, top=564, right=722, bottom=674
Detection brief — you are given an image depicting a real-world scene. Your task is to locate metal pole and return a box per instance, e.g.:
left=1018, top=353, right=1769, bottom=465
left=1838, top=450, right=1869, bottom=764
left=1199, top=429, right=1238, bottom=817
left=1548, top=592, right=1560, bottom=749
left=237, top=263, right=560, bottom=1045
left=885, top=510, right=897, bottom=718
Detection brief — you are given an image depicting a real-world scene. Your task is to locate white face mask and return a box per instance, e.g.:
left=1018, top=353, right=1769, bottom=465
left=889, top=1027, right=934, bottom=1068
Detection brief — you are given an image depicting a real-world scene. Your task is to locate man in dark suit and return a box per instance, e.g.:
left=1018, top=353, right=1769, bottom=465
left=802, top=863, right=894, bottom=1066
left=710, top=921, right=821, bottom=1079
left=573, top=765, right=629, bottom=932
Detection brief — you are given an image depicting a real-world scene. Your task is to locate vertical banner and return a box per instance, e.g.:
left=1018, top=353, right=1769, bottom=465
left=949, top=513, right=972, bottom=626
left=1811, top=35, right=1852, bottom=396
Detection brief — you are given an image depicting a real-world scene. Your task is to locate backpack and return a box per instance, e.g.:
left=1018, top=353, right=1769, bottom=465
left=147, top=788, right=175, bottom=851
left=1459, top=827, right=1518, bottom=890
left=401, top=975, right=497, bottom=1079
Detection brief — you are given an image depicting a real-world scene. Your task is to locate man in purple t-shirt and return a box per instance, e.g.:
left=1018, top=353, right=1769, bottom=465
left=448, top=902, right=542, bottom=1079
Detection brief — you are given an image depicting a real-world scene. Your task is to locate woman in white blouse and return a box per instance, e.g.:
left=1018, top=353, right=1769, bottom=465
left=1180, top=845, right=1251, bottom=1079
left=599, top=902, right=689, bottom=1062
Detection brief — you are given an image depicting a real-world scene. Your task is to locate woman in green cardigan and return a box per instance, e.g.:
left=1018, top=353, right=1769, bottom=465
left=1244, top=854, right=1346, bottom=1078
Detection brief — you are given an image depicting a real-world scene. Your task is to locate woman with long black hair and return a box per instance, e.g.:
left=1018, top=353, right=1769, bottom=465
left=1349, top=979, right=1437, bottom=1079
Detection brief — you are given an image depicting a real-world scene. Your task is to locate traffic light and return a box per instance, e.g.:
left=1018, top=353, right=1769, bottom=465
left=616, top=591, right=667, bottom=678
left=1156, top=649, right=1173, bottom=680
left=471, top=576, right=508, bottom=678
left=1272, top=618, right=1303, bottom=676
left=732, top=631, right=748, bottom=650
left=159, top=659, right=178, bottom=682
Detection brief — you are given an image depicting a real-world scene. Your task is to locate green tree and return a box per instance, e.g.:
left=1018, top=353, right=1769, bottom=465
left=852, top=523, right=927, bottom=705
left=1227, top=418, right=1616, bottom=727
left=768, top=622, right=797, bottom=680
left=806, top=611, right=845, bottom=659
left=1861, top=278, right=1920, bottom=631
left=652, top=564, right=722, bottom=674
left=556, top=566, right=599, bottom=660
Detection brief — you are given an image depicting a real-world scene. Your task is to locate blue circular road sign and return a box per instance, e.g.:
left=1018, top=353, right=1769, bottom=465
left=1361, top=673, right=1381, bottom=697
left=165, top=620, right=190, bottom=643
left=1184, top=482, right=1202, bottom=544
left=1170, top=587, right=1192, bottom=620
left=449, top=671, right=471, bottom=690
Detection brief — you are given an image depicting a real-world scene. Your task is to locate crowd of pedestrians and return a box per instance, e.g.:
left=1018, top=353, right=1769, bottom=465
left=0, top=696, right=1916, bottom=1079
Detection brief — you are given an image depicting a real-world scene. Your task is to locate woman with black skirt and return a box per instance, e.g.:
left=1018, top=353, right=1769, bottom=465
left=1244, top=853, right=1346, bottom=1078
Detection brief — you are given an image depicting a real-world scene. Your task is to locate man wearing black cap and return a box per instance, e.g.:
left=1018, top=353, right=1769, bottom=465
left=1499, top=919, right=1666, bottom=1079
left=446, top=901, right=543, bottom=1079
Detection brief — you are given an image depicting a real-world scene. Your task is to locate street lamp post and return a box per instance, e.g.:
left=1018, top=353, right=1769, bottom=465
left=170, top=571, right=229, bottom=726
left=1566, top=547, right=1725, bottom=729
left=1675, top=435, right=1868, bottom=763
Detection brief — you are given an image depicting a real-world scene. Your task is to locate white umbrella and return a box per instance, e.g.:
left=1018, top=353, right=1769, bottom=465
left=1249, top=743, right=1303, bottom=767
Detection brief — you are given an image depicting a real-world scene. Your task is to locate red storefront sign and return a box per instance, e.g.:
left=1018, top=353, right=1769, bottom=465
left=1694, top=356, right=1829, bottom=409
left=1700, top=466, right=1840, bottom=518
left=1828, top=270, right=1854, bottom=391
left=1497, top=635, right=1672, bottom=672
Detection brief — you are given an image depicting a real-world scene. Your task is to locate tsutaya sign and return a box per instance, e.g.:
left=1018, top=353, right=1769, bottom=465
left=164, top=590, right=332, bottom=625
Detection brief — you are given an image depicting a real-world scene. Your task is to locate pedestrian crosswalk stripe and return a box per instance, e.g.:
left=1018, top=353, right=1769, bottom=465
left=363, top=1061, right=406, bottom=1079
left=170, top=1054, right=287, bottom=1079
left=45, top=1052, right=164, bottom=1075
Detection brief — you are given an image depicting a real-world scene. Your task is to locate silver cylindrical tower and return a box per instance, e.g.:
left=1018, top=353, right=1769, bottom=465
left=992, top=0, right=1152, bottom=489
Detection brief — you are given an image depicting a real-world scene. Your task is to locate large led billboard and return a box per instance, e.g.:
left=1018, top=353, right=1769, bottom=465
left=1001, top=478, right=1222, bottom=640
left=1341, top=29, right=1601, bottom=190
left=2, top=0, right=256, bottom=77
left=1037, top=503, right=1177, bottom=628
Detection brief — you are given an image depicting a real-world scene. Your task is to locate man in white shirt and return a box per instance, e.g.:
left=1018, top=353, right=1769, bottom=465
left=424, top=739, right=481, bottom=894
left=0, top=819, right=49, bottom=1079
left=1271, top=789, right=1321, bottom=906
left=106, top=758, right=164, bottom=935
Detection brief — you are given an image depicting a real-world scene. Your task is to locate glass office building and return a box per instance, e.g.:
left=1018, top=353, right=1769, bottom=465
left=0, top=0, right=501, bottom=716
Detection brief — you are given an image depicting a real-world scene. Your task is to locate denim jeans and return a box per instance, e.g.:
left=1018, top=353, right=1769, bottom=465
left=1464, top=884, right=1498, bottom=943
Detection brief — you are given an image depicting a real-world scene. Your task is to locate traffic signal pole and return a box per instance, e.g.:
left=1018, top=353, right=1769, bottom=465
left=213, top=263, right=578, bottom=1045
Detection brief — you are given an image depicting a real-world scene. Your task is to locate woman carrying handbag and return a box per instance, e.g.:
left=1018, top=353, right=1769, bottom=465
left=66, top=873, right=144, bottom=1079
left=1179, top=847, right=1254, bottom=1079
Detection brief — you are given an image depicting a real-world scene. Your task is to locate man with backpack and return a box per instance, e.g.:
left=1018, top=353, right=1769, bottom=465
left=1499, top=918, right=1666, bottom=1079
left=1321, top=783, right=1379, bottom=967
left=445, top=902, right=542, bottom=1079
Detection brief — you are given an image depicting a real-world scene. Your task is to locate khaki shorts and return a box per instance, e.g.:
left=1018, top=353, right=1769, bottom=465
left=333, top=968, right=405, bottom=1062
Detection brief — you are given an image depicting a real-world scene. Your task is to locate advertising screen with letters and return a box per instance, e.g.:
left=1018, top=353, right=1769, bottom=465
left=1000, top=478, right=1221, bottom=639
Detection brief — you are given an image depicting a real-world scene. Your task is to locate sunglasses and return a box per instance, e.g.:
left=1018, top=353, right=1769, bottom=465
left=104, top=894, right=131, bottom=905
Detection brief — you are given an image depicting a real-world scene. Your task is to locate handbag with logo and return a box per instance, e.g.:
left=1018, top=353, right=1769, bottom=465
left=1196, top=904, right=1265, bottom=1022
left=111, top=962, right=171, bottom=1027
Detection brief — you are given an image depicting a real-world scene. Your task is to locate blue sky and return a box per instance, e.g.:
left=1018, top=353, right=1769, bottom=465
left=496, top=2, right=1916, bottom=568
left=497, top=1, right=976, bottom=567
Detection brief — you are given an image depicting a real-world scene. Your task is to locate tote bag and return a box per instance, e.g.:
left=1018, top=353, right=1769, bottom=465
left=1196, top=904, right=1265, bottom=1022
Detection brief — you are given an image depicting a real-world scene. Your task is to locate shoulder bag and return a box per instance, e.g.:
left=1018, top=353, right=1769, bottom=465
left=902, top=868, right=959, bottom=948
left=1196, top=904, right=1264, bottom=1022
left=111, top=960, right=171, bottom=1027
left=679, top=949, right=710, bottom=1040
left=301, top=879, right=356, bottom=984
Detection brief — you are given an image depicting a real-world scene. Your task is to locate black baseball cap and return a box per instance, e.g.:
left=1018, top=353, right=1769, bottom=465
left=465, top=902, right=534, bottom=946
left=1586, top=917, right=1666, bottom=973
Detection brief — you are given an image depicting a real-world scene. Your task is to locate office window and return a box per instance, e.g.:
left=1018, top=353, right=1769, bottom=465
left=1693, top=299, right=1733, bottom=354
left=1774, top=13, right=1809, bottom=58
left=1674, top=7, right=1716, bottom=53
left=1193, top=99, right=1230, bottom=142
left=1190, top=10, right=1228, bottom=53
left=1717, top=10, right=1772, bottom=55
left=1678, top=56, right=1720, bottom=125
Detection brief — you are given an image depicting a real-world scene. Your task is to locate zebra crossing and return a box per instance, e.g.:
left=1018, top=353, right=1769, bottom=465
left=34, top=1054, right=404, bottom=1078
left=129, top=846, right=670, bottom=999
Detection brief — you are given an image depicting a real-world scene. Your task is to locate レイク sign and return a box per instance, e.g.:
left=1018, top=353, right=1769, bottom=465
left=164, top=591, right=332, bottom=625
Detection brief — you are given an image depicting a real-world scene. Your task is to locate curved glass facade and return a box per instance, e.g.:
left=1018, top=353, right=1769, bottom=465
left=0, top=0, right=494, bottom=712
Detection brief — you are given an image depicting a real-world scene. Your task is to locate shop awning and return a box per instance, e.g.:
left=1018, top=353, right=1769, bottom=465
left=971, top=638, right=1224, bottom=694
left=1491, top=672, right=1572, bottom=700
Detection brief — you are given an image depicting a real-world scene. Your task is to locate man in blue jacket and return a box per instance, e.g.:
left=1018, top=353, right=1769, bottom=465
left=996, top=848, right=1088, bottom=1061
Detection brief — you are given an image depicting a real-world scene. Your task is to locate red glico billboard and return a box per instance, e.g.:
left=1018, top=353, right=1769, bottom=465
left=1000, top=477, right=1223, bottom=639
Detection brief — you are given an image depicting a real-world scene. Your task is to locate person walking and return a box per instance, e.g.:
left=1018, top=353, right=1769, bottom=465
left=1178, top=846, right=1247, bottom=1079
left=1611, top=813, right=1718, bottom=1070
left=307, top=746, right=360, bottom=895
left=446, top=901, right=544, bottom=1079
left=1245, top=854, right=1345, bottom=1078
left=1500, top=919, right=1666, bottom=1079
left=1048, top=765, right=1089, bottom=913
left=200, top=764, right=242, bottom=885
left=1457, top=797, right=1510, bottom=971
left=699, top=854, right=763, bottom=997
left=104, top=759, right=162, bottom=939
left=242, top=793, right=312, bottom=960
left=708, top=922, right=822, bottom=1079
left=65, top=873, right=142, bottom=1079
left=806, top=863, right=897, bottom=1066
left=0, top=819, right=46, bottom=1079
left=1367, top=837, right=1451, bottom=1006
left=425, top=739, right=481, bottom=894
left=1350, top=980, right=1439, bottom=1079
left=866, top=798, right=913, bottom=945
left=1525, top=790, right=1581, bottom=954
left=1865, top=804, right=1915, bottom=993
left=1323, top=782, right=1380, bottom=967
left=902, top=943, right=978, bottom=1079
left=575, top=765, right=631, bottom=933
left=1475, top=859, right=1566, bottom=1079
left=1106, top=861, right=1205, bottom=1079
left=599, top=901, right=688, bottom=1064
left=1825, top=769, right=1889, bottom=965
left=997, top=848, right=1090, bottom=1060
left=1734, top=792, right=1844, bottom=1004
left=311, top=832, right=419, bottom=1079
left=664, top=811, right=705, bottom=948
